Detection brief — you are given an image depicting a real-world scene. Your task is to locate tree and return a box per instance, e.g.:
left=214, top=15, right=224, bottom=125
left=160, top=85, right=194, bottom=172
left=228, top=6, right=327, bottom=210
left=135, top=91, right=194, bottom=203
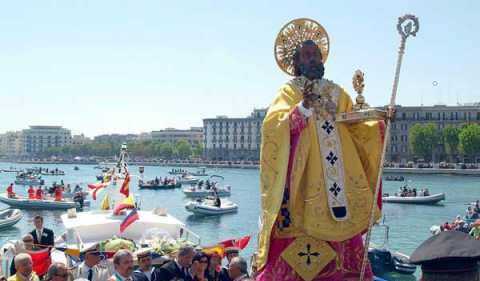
left=409, top=123, right=439, bottom=161
left=175, top=140, right=192, bottom=159
left=192, top=143, right=204, bottom=158
left=159, top=143, right=174, bottom=159
left=459, top=124, right=480, bottom=162
left=442, top=125, right=460, bottom=162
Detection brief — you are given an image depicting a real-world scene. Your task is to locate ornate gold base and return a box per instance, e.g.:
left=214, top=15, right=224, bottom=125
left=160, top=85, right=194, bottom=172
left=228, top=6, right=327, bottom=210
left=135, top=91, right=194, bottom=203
left=336, top=109, right=387, bottom=123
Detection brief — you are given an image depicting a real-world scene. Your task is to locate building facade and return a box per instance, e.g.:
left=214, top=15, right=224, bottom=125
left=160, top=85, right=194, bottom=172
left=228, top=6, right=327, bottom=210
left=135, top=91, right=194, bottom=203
left=72, top=134, right=92, bottom=145
left=203, top=108, right=267, bottom=161
left=387, top=104, right=480, bottom=163
left=23, top=126, right=72, bottom=155
left=151, top=127, right=203, bottom=145
left=93, top=134, right=138, bottom=143
left=0, top=131, right=24, bottom=157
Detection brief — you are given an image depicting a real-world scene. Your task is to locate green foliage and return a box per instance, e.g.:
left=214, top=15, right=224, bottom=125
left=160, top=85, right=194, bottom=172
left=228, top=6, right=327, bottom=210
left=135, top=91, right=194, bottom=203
left=409, top=123, right=440, bottom=160
left=41, top=139, right=203, bottom=159
left=459, top=124, right=480, bottom=157
left=442, top=125, right=460, bottom=158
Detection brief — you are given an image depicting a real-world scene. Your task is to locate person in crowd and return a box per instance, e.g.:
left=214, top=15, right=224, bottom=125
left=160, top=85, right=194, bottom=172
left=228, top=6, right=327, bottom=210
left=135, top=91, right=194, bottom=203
left=8, top=253, right=39, bottom=281
left=30, top=215, right=54, bottom=249
left=190, top=252, right=209, bottom=281
left=442, top=221, right=452, bottom=231
left=27, top=186, right=35, bottom=199
left=456, top=220, right=470, bottom=233
left=133, top=249, right=158, bottom=281
left=206, top=252, right=222, bottom=281
left=73, top=245, right=112, bottom=281
left=227, top=257, right=249, bottom=281
left=213, top=191, right=221, bottom=208
left=410, top=230, right=480, bottom=281
left=54, top=185, right=63, bottom=201
left=219, top=248, right=239, bottom=281
left=6, top=183, right=15, bottom=198
left=9, top=234, right=37, bottom=276
left=109, top=250, right=134, bottom=281
left=22, top=234, right=35, bottom=251
left=424, top=188, right=430, bottom=196
left=469, top=222, right=480, bottom=240
left=412, top=188, right=417, bottom=197
left=35, top=187, right=44, bottom=200
left=44, top=263, right=68, bottom=281
left=157, top=245, right=195, bottom=281
left=475, top=200, right=480, bottom=213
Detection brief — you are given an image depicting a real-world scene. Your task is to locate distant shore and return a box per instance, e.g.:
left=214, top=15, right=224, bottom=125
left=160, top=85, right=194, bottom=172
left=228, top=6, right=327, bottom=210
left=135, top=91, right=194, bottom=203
left=2, top=160, right=480, bottom=175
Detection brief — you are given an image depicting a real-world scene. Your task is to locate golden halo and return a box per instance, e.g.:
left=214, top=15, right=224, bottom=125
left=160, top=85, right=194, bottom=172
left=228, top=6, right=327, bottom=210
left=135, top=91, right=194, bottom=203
left=274, top=18, right=330, bottom=76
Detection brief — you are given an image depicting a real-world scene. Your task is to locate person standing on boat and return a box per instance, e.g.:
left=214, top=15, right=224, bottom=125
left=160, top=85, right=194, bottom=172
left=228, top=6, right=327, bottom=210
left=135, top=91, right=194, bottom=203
left=74, top=245, right=112, bottom=281
left=256, top=18, right=386, bottom=281
left=35, top=188, right=43, bottom=200
left=109, top=250, right=134, bottom=281
left=30, top=215, right=54, bottom=249
left=6, top=183, right=15, bottom=198
left=54, top=186, right=63, bottom=201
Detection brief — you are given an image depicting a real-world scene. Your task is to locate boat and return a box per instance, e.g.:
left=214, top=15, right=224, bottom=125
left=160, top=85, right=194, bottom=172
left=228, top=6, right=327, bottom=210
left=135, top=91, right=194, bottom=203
left=177, top=175, right=199, bottom=185
left=368, top=222, right=417, bottom=277
left=0, top=193, right=84, bottom=210
left=183, top=185, right=231, bottom=198
left=14, top=177, right=44, bottom=186
left=168, top=168, right=189, bottom=175
left=73, top=166, right=80, bottom=171
left=55, top=209, right=201, bottom=252
left=382, top=193, right=445, bottom=205
left=0, top=208, right=23, bottom=229
left=185, top=198, right=238, bottom=215
left=41, top=171, right=65, bottom=176
left=384, top=175, right=405, bottom=181
left=190, top=167, right=209, bottom=177
left=138, top=181, right=181, bottom=190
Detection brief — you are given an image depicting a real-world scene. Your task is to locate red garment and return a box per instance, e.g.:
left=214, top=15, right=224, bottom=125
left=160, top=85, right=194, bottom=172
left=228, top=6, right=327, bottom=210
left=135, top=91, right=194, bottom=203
left=54, top=187, right=62, bottom=201
left=35, top=188, right=43, bottom=200
left=28, top=187, right=35, bottom=199
left=6, top=184, right=14, bottom=196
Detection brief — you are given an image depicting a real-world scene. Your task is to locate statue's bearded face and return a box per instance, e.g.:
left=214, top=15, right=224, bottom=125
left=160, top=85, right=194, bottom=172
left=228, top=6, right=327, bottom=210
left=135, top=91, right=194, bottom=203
left=293, top=40, right=325, bottom=80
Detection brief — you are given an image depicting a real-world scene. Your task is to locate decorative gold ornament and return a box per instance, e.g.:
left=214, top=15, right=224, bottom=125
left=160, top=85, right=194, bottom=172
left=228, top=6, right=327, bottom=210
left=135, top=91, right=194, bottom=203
left=352, top=70, right=369, bottom=111
left=274, top=18, right=330, bottom=76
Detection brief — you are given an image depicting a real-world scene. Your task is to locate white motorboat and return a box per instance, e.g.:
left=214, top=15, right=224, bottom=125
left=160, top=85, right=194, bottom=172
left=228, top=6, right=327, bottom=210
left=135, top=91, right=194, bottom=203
left=382, top=193, right=445, bottom=205
left=190, top=167, right=209, bottom=177
left=0, top=208, right=23, bottom=229
left=56, top=209, right=201, bottom=252
left=177, top=175, right=199, bottom=185
left=0, top=193, right=83, bottom=210
left=183, top=186, right=231, bottom=198
left=185, top=198, right=238, bottom=215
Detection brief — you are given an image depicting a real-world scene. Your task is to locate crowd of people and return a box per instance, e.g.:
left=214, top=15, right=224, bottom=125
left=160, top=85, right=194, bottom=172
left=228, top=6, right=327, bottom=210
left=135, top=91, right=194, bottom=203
left=437, top=200, right=480, bottom=239
left=0, top=216, right=253, bottom=281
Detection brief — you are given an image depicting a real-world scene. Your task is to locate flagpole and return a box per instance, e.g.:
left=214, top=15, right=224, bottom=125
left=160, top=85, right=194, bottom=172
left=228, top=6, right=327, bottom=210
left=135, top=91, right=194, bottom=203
left=359, top=14, right=419, bottom=281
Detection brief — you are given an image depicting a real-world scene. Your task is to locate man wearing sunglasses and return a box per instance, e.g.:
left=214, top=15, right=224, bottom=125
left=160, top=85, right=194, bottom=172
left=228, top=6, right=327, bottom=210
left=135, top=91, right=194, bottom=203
left=73, top=245, right=112, bottom=281
left=132, top=249, right=159, bottom=281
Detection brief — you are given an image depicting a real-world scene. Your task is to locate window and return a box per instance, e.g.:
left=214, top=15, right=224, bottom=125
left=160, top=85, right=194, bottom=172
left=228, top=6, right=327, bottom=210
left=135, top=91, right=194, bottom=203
left=402, top=113, right=406, bottom=120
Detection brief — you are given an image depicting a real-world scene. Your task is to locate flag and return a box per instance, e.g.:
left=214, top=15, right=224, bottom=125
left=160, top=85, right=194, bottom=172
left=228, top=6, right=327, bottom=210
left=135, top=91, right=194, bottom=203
left=219, top=235, right=251, bottom=251
left=113, top=194, right=135, bottom=215
left=202, top=245, right=225, bottom=257
left=120, top=208, right=139, bottom=233
left=88, top=182, right=109, bottom=200
left=120, top=173, right=130, bottom=197
left=101, top=194, right=110, bottom=210
left=27, top=248, right=51, bottom=276
left=55, top=247, right=81, bottom=257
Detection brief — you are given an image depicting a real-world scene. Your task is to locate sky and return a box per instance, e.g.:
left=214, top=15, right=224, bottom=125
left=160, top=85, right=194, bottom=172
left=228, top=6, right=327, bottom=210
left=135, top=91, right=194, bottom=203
left=0, top=0, right=479, bottom=137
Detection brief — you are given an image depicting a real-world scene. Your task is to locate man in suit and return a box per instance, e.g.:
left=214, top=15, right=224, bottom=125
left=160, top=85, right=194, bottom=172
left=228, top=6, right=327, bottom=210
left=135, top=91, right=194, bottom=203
left=30, top=216, right=54, bottom=249
left=157, top=245, right=195, bottom=281
left=73, top=245, right=112, bottom=281
left=133, top=249, right=158, bottom=281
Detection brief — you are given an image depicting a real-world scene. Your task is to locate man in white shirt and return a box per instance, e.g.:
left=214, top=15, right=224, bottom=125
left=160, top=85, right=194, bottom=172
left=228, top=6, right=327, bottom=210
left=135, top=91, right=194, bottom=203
left=73, top=245, right=112, bottom=281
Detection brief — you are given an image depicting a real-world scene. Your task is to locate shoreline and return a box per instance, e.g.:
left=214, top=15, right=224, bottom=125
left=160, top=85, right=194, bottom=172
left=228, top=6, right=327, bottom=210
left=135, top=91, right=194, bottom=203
left=2, top=160, right=480, bottom=175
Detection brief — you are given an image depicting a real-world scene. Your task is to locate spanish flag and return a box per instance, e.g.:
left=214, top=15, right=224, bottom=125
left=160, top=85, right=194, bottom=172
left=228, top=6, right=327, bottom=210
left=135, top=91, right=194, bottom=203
left=120, top=173, right=130, bottom=197
left=113, top=194, right=135, bottom=215
left=120, top=208, right=139, bottom=233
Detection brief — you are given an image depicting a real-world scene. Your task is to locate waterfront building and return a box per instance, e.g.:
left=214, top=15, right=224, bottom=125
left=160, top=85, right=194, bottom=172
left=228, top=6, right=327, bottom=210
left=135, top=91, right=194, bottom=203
left=0, top=131, right=24, bottom=157
left=151, top=127, right=203, bottom=145
left=72, top=134, right=92, bottom=145
left=387, top=103, right=480, bottom=163
left=93, top=133, right=138, bottom=143
left=203, top=108, right=267, bottom=161
left=22, top=126, right=72, bottom=155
